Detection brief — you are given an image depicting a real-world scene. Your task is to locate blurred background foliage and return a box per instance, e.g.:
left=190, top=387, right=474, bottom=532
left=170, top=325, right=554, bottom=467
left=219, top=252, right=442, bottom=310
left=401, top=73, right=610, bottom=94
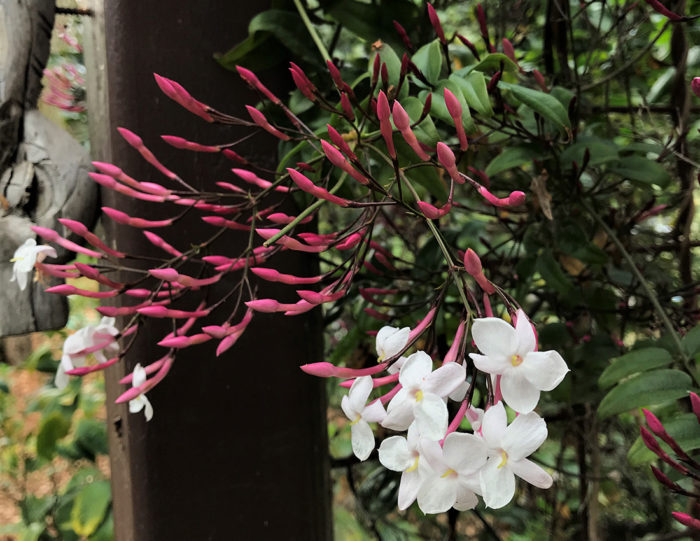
left=2, top=0, right=700, bottom=540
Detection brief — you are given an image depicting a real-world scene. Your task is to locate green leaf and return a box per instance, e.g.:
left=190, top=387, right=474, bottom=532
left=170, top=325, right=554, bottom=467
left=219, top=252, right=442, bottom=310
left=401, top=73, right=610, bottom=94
left=73, top=419, right=109, bottom=460
left=21, top=495, right=54, bottom=525
left=430, top=80, right=474, bottom=132
left=484, top=146, right=536, bottom=176
left=469, top=53, right=519, bottom=73
left=559, top=138, right=619, bottom=169
left=36, top=411, right=71, bottom=460
left=609, top=156, right=671, bottom=188
left=70, top=481, right=111, bottom=537
left=598, top=369, right=693, bottom=419
left=215, top=32, right=287, bottom=73
left=449, top=71, right=493, bottom=116
left=682, top=325, right=700, bottom=356
left=598, top=348, right=674, bottom=389
left=627, top=412, right=700, bottom=465
left=498, top=81, right=571, bottom=133
left=412, top=40, right=443, bottom=85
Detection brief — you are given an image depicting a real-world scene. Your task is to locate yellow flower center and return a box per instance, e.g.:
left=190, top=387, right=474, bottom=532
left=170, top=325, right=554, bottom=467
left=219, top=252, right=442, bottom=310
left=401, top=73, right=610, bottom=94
left=406, top=456, right=420, bottom=473
left=497, top=450, right=508, bottom=469
left=350, top=415, right=361, bottom=426
left=414, top=390, right=424, bottom=402
left=511, top=354, right=523, bottom=367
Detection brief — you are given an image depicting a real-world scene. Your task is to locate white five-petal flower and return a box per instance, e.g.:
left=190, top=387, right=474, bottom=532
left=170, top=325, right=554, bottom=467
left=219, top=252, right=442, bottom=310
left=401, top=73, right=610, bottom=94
left=129, top=363, right=154, bottom=422
left=478, top=402, right=552, bottom=509
left=10, top=239, right=57, bottom=290
left=341, top=376, right=386, bottom=460
left=378, top=424, right=432, bottom=510
left=381, top=351, right=465, bottom=440
left=417, top=432, right=487, bottom=514
left=376, top=326, right=410, bottom=362
left=469, top=309, right=569, bottom=413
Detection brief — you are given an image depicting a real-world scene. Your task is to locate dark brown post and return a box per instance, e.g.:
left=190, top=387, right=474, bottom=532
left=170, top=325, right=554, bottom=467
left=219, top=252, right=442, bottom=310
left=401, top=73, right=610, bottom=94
left=86, top=2, right=332, bottom=539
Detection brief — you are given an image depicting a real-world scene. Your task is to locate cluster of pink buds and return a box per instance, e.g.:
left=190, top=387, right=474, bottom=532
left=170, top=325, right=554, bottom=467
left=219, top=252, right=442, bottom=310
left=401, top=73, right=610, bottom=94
left=12, top=2, right=574, bottom=511
left=641, top=398, right=700, bottom=530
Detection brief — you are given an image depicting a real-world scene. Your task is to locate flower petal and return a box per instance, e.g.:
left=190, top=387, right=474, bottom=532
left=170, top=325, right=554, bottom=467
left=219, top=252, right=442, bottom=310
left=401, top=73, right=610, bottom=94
left=417, top=476, right=457, bottom=514
left=341, top=395, right=356, bottom=420
left=443, top=433, right=487, bottom=474
left=351, top=419, right=375, bottom=460
left=378, top=436, right=412, bottom=471
left=500, top=372, right=540, bottom=413
left=362, top=399, right=386, bottom=423
left=514, top=309, right=536, bottom=356
left=510, top=458, right=552, bottom=489
left=399, top=351, right=433, bottom=389
left=424, top=362, right=466, bottom=398
left=502, top=412, right=547, bottom=461
left=471, top=317, right=517, bottom=359
left=479, top=458, right=516, bottom=509
left=143, top=395, right=154, bottom=421
left=349, top=375, right=373, bottom=412
left=133, top=363, right=147, bottom=387
left=419, top=438, right=446, bottom=473
left=454, top=483, right=479, bottom=511
left=414, top=393, right=448, bottom=441
left=398, top=469, right=422, bottom=510
left=377, top=326, right=410, bottom=359
left=481, top=402, right=507, bottom=450
left=382, top=396, right=414, bottom=431
left=521, top=350, right=569, bottom=391
left=468, top=353, right=510, bottom=375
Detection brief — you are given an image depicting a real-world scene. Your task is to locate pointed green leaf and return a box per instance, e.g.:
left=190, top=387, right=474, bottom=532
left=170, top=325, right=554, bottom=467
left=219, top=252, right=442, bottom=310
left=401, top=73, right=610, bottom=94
left=449, top=71, right=493, bottom=116
left=70, top=481, right=111, bottom=537
left=682, top=324, right=700, bottom=356
left=412, top=40, right=443, bottom=85
left=484, top=145, right=536, bottom=176
left=609, top=156, right=671, bottom=188
left=498, top=81, right=571, bottom=132
left=598, top=347, right=673, bottom=389
left=469, top=53, right=519, bottom=73
left=598, top=369, right=693, bottom=419
left=36, top=411, right=70, bottom=460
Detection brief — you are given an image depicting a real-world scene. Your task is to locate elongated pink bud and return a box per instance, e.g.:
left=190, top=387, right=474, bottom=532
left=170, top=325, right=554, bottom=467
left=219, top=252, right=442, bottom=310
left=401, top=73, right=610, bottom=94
left=297, top=289, right=345, bottom=304
left=35, top=262, right=77, bottom=278
left=137, top=306, right=210, bottom=318
left=376, top=91, right=396, bottom=159
left=289, top=63, right=317, bottom=101
left=46, top=284, right=118, bottom=298
left=692, top=78, right=700, bottom=98
left=89, top=172, right=167, bottom=202
left=378, top=383, right=403, bottom=404
left=232, top=168, right=289, bottom=192
left=246, top=106, right=290, bottom=141
left=475, top=4, right=494, bottom=52
left=327, top=124, right=357, bottom=162
left=102, top=206, right=173, bottom=228
left=97, top=299, right=170, bottom=317
left=443, top=321, right=466, bottom=365
left=456, top=34, right=480, bottom=60
left=216, top=330, right=244, bottom=356
left=66, top=356, right=120, bottom=376
left=153, top=73, right=213, bottom=122
left=463, top=248, right=482, bottom=275
left=392, top=101, right=430, bottom=160
left=266, top=212, right=313, bottom=225
left=477, top=187, right=526, bottom=208
left=58, top=218, right=126, bottom=258
left=417, top=200, right=451, bottom=219
left=502, top=38, right=517, bottom=64
left=117, top=127, right=178, bottom=180
left=335, top=232, right=365, bottom=250
left=443, top=88, right=469, bottom=150
left=143, top=231, right=184, bottom=258
left=287, top=168, right=349, bottom=206
left=236, top=65, right=280, bottom=104
left=340, top=92, right=355, bottom=121
left=340, top=373, right=399, bottom=389
left=251, top=267, right=322, bottom=285
left=31, top=226, right=103, bottom=259
left=640, top=427, right=688, bottom=474
left=161, top=135, right=219, bottom=152
left=91, top=161, right=122, bottom=177
left=393, top=20, right=413, bottom=50
left=644, top=0, right=682, bottom=20
left=650, top=465, right=683, bottom=492
left=320, top=140, right=369, bottom=185
left=256, top=228, right=327, bottom=253
left=201, top=216, right=251, bottom=231
left=407, top=307, right=437, bottom=344
left=300, top=361, right=388, bottom=378
left=298, top=232, right=337, bottom=245
left=326, top=60, right=345, bottom=90
left=436, top=142, right=463, bottom=183
left=643, top=409, right=692, bottom=460
left=91, top=162, right=172, bottom=196
left=427, top=3, right=446, bottom=44
left=158, top=333, right=212, bottom=348
left=690, top=392, right=700, bottom=423
left=74, top=263, right=123, bottom=289
left=222, top=148, right=249, bottom=165
left=532, top=69, right=548, bottom=92
left=672, top=512, right=700, bottom=530
left=119, top=356, right=171, bottom=385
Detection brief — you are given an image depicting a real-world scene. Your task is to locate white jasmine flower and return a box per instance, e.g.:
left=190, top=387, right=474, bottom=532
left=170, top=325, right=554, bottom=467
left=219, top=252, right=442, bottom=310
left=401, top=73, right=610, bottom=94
left=417, top=432, right=488, bottom=513
left=129, top=363, right=154, bottom=421
left=376, top=326, right=410, bottom=361
left=10, top=239, right=57, bottom=290
left=478, top=402, right=552, bottom=509
left=469, top=309, right=569, bottom=413
left=381, top=351, right=465, bottom=440
left=341, top=376, right=386, bottom=460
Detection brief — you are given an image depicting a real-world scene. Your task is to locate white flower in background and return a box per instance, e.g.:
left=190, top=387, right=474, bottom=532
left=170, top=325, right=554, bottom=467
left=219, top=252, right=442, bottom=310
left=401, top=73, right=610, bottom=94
left=417, top=432, right=487, bottom=513
left=381, top=351, right=465, bottom=440
left=341, top=375, right=386, bottom=460
left=10, top=239, right=57, bottom=290
left=55, top=317, right=120, bottom=389
left=478, top=402, right=552, bottom=509
left=129, top=363, right=154, bottom=421
left=378, top=424, right=432, bottom=510
left=376, top=326, right=410, bottom=361
left=469, top=309, right=569, bottom=413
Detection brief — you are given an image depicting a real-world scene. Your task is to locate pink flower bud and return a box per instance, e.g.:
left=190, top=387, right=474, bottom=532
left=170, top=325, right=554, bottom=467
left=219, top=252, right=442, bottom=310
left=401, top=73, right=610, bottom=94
left=59, top=218, right=126, bottom=258
left=102, top=207, right=173, bottom=228
left=74, top=263, right=123, bottom=289
left=340, top=92, right=355, bottom=121
left=66, top=356, right=120, bottom=376
left=246, top=106, right=290, bottom=141
left=46, top=284, right=118, bottom=298
left=456, top=34, right=480, bottom=61
left=232, top=168, right=289, bottom=192
left=91, top=161, right=122, bottom=177
left=31, top=226, right=103, bottom=259
left=692, top=77, right=700, bottom=98
left=327, top=124, right=358, bottom=162
left=408, top=306, right=437, bottom=343
left=320, top=140, right=369, bottom=185
left=340, top=373, right=399, bottom=389
left=443, top=321, right=466, bottom=365
left=443, top=88, right=469, bottom=150
left=287, top=168, right=350, bottom=206
left=117, top=127, right=178, bottom=181
left=236, top=66, right=280, bottom=104
left=475, top=4, right=494, bottom=52
left=477, top=187, right=526, bottom=208
left=672, top=512, right=700, bottom=530
left=502, top=38, right=517, bottom=64
left=289, top=63, right=317, bottom=102
left=532, top=69, right=548, bottom=92
left=300, top=361, right=387, bottom=378
left=427, top=3, right=446, bottom=44
left=143, top=231, right=184, bottom=258
left=690, top=392, right=700, bottom=423
left=392, top=20, right=413, bottom=50
left=436, top=142, right=462, bottom=182
left=392, top=101, right=430, bottom=160
left=161, top=135, right=219, bottom=153
left=326, top=60, right=344, bottom=89
left=216, top=331, right=244, bottom=356
left=89, top=172, right=167, bottom=202
left=153, top=73, right=213, bottom=122
left=377, top=91, right=396, bottom=159
left=158, top=333, right=211, bottom=348
left=137, top=306, right=210, bottom=318
left=650, top=465, right=681, bottom=492
left=463, top=249, right=483, bottom=275
left=644, top=0, right=682, bottom=20
left=245, top=299, right=282, bottom=312
left=222, top=148, right=249, bottom=165
left=149, top=268, right=180, bottom=281
left=417, top=200, right=451, bottom=219
left=335, top=232, right=365, bottom=250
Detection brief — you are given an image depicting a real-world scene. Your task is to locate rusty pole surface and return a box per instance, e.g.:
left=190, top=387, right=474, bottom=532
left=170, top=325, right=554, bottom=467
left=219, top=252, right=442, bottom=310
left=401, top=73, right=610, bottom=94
left=90, top=2, right=332, bottom=539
